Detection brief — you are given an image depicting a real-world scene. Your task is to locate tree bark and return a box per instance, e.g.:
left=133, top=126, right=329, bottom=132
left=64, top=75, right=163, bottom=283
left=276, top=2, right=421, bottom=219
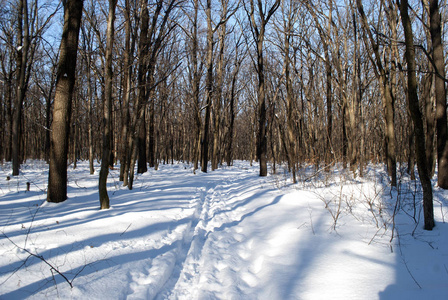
left=399, top=0, right=434, bottom=230
left=137, top=109, right=148, bottom=174
left=212, top=12, right=226, bottom=171
left=201, top=0, right=213, bottom=173
left=245, top=0, right=280, bottom=177
left=192, top=0, right=201, bottom=172
left=357, top=0, right=396, bottom=186
left=283, top=7, right=297, bottom=183
left=429, top=0, right=448, bottom=188
left=12, top=0, right=30, bottom=176
left=47, top=0, right=83, bottom=203
left=98, top=0, right=116, bottom=210
left=226, top=40, right=242, bottom=166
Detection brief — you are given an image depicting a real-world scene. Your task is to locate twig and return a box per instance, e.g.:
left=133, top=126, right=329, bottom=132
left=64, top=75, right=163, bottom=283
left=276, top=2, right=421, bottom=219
left=303, top=161, right=336, bottom=183
left=397, top=231, right=422, bottom=289
left=402, top=257, right=422, bottom=289
left=120, top=223, right=132, bottom=236
left=308, top=207, right=315, bottom=235
left=3, top=234, right=74, bottom=288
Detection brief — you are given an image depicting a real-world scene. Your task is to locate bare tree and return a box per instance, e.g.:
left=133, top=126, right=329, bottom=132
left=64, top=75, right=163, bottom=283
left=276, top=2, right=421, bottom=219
left=98, top=0, right=117, bottom=210
left=244, top=0, right=280, bottom=176
left=47, top=0, right=83, bottom=203
left=12, top=0, right=30, bottom=176
left=357, top=0, right=397, bottom=186
left=428, top=0, right=448, bottom=189
left=398, top=0, right=434, bottom=230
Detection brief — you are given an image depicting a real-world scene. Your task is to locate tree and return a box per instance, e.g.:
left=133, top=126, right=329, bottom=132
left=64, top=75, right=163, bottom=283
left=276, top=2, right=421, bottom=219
left=12, top=0, right=31, bottom=176
left=225, top=31, right=244, bottom=167
left=201, top=0, right=213, bottom=173
left=126, top=0, right=179, bottom=189
left=98, top=0, right=117, bottom=210
left=47, top=0, right=83, bottom=203
left=119, top=0, right=137, bottom=183
left=201, top=0, right=235, bottom=173
left=244, top=0, right=281, bottom=177
left=357, top=0, right=397, bottom=186
left=398, top=0, right=434, bottom=230
left=428, top=0, right=448, bottom=189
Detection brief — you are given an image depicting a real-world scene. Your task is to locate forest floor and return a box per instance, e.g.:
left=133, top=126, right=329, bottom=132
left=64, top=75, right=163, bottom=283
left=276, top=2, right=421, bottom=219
left=0, top=160, right=447, bottom=299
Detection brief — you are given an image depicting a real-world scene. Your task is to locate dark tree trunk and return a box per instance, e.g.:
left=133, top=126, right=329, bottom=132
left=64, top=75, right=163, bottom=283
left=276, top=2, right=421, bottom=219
left=422, top=72, right=436, bottom=176
left=119, top=0, right=132, bottom=181
left=399, top=0, right=435, bottom=230
left=201, top=0, right=213, bottom=173
left=5, top=74, right=12, bottom=162
left=47, top=0, right=83, bottom=203
left=429, top=0, right=448, bottom=189
left=127, top=0, right=149, bottom=188
left=148, top=94, right=156, bottom=168
left=137, top=109, right=148, bottom=174
left=246, top=0, right=280, bottom=177
left=98, top=0, right=116, bottom=210
left=12, top=0, right=30, bottom=176
left=226, top=53, right=240, bottom=167
left=191, top=0, right=201, bottom=172
left=357, top=0, right=396, bottom=186
left=284, top=24, right=297, bottom=183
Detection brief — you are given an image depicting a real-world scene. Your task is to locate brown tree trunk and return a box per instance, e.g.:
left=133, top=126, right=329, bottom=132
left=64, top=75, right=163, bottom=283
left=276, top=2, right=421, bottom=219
left=201, top=0, right=213, bottom=173
left=422, top=71, right=436, bottom=175
left=399, top=0, right=434, bottom=230
left=12, top=0, right=30, bottom=176
left=98, top=0, right=116, bottom=210
left=357, top=0, right=396, bottom=186
left=47, top=0, right=83, bottom=203
left=284, top=16, right=297, bottom=183
left=81, top=23, right=95, bottom=175
left=5, top=71, right=13, bottom=162
left=127, top=0, right=149, bottom=187
left=190, top=0, right=201, bottom=172
left=212, top=12, right=227, bottom=171
left=246, top=0, right=280, bottom=177
left=429, top=0, right=448, bottom=189
left=148, top=93, right=156, bottom=168
left=226, top=41, right=242, bottom=166
left=137, top=109, right=148, bottom=174
left=119, top=0, right=134, bottom=181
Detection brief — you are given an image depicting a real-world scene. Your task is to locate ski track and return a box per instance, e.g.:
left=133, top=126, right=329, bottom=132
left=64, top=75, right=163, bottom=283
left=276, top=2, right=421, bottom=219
left=154, top=168, right=257, bottom=299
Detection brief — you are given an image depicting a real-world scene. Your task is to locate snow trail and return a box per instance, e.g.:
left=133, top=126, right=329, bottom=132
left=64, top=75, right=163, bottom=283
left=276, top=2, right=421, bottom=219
left=1, top=161, right=448, bottom=299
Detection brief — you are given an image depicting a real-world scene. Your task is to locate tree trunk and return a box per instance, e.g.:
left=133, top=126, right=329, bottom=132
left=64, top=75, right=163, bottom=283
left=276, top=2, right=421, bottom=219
left=47, top=0, right=83, bottom=203
left=201, top=0, right=213, bottom=173
left=399, top=0, right=434, bottom=230
left=429, top=0, right=448, bottom=188
left=119, top=0, right=134, bottom=183
left=45, top=84, right=53, bottom=163
left=148, top=90, right=156, bottom=168
left=98, top=0, right=116, bottom=210
left=284, top=21, right=296, bottom=183
left=422, top=71, right=436, bottom=175
left=246, top=0, right=280, bottom=176
left=12, top=0, right=30, bottom=176
left=5, top=73, right=13, bottom=162
left=137, top=109, right=148, bottom=174
left=226, top=50, right=240, bottom=166
left=189, top=0, right=201, bottom=171
left=357, top=0, right=396, bottom=186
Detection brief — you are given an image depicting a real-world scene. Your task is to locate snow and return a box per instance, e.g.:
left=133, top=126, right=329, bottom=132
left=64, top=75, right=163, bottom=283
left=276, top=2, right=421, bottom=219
left=0, top=161, right=447, bottom=299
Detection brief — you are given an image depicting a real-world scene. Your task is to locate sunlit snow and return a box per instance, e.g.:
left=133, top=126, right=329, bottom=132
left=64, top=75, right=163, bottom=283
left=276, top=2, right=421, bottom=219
left=0, top=161, right=447, bottom=299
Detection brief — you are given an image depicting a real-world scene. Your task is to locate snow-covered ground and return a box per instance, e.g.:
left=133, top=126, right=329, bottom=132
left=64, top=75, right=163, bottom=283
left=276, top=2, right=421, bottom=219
left=0, top=161, right=447, bottom=299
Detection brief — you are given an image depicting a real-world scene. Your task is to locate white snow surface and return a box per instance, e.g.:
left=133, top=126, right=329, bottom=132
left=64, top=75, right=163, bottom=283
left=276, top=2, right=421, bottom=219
left=0, top=161, right=447, bottom=299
